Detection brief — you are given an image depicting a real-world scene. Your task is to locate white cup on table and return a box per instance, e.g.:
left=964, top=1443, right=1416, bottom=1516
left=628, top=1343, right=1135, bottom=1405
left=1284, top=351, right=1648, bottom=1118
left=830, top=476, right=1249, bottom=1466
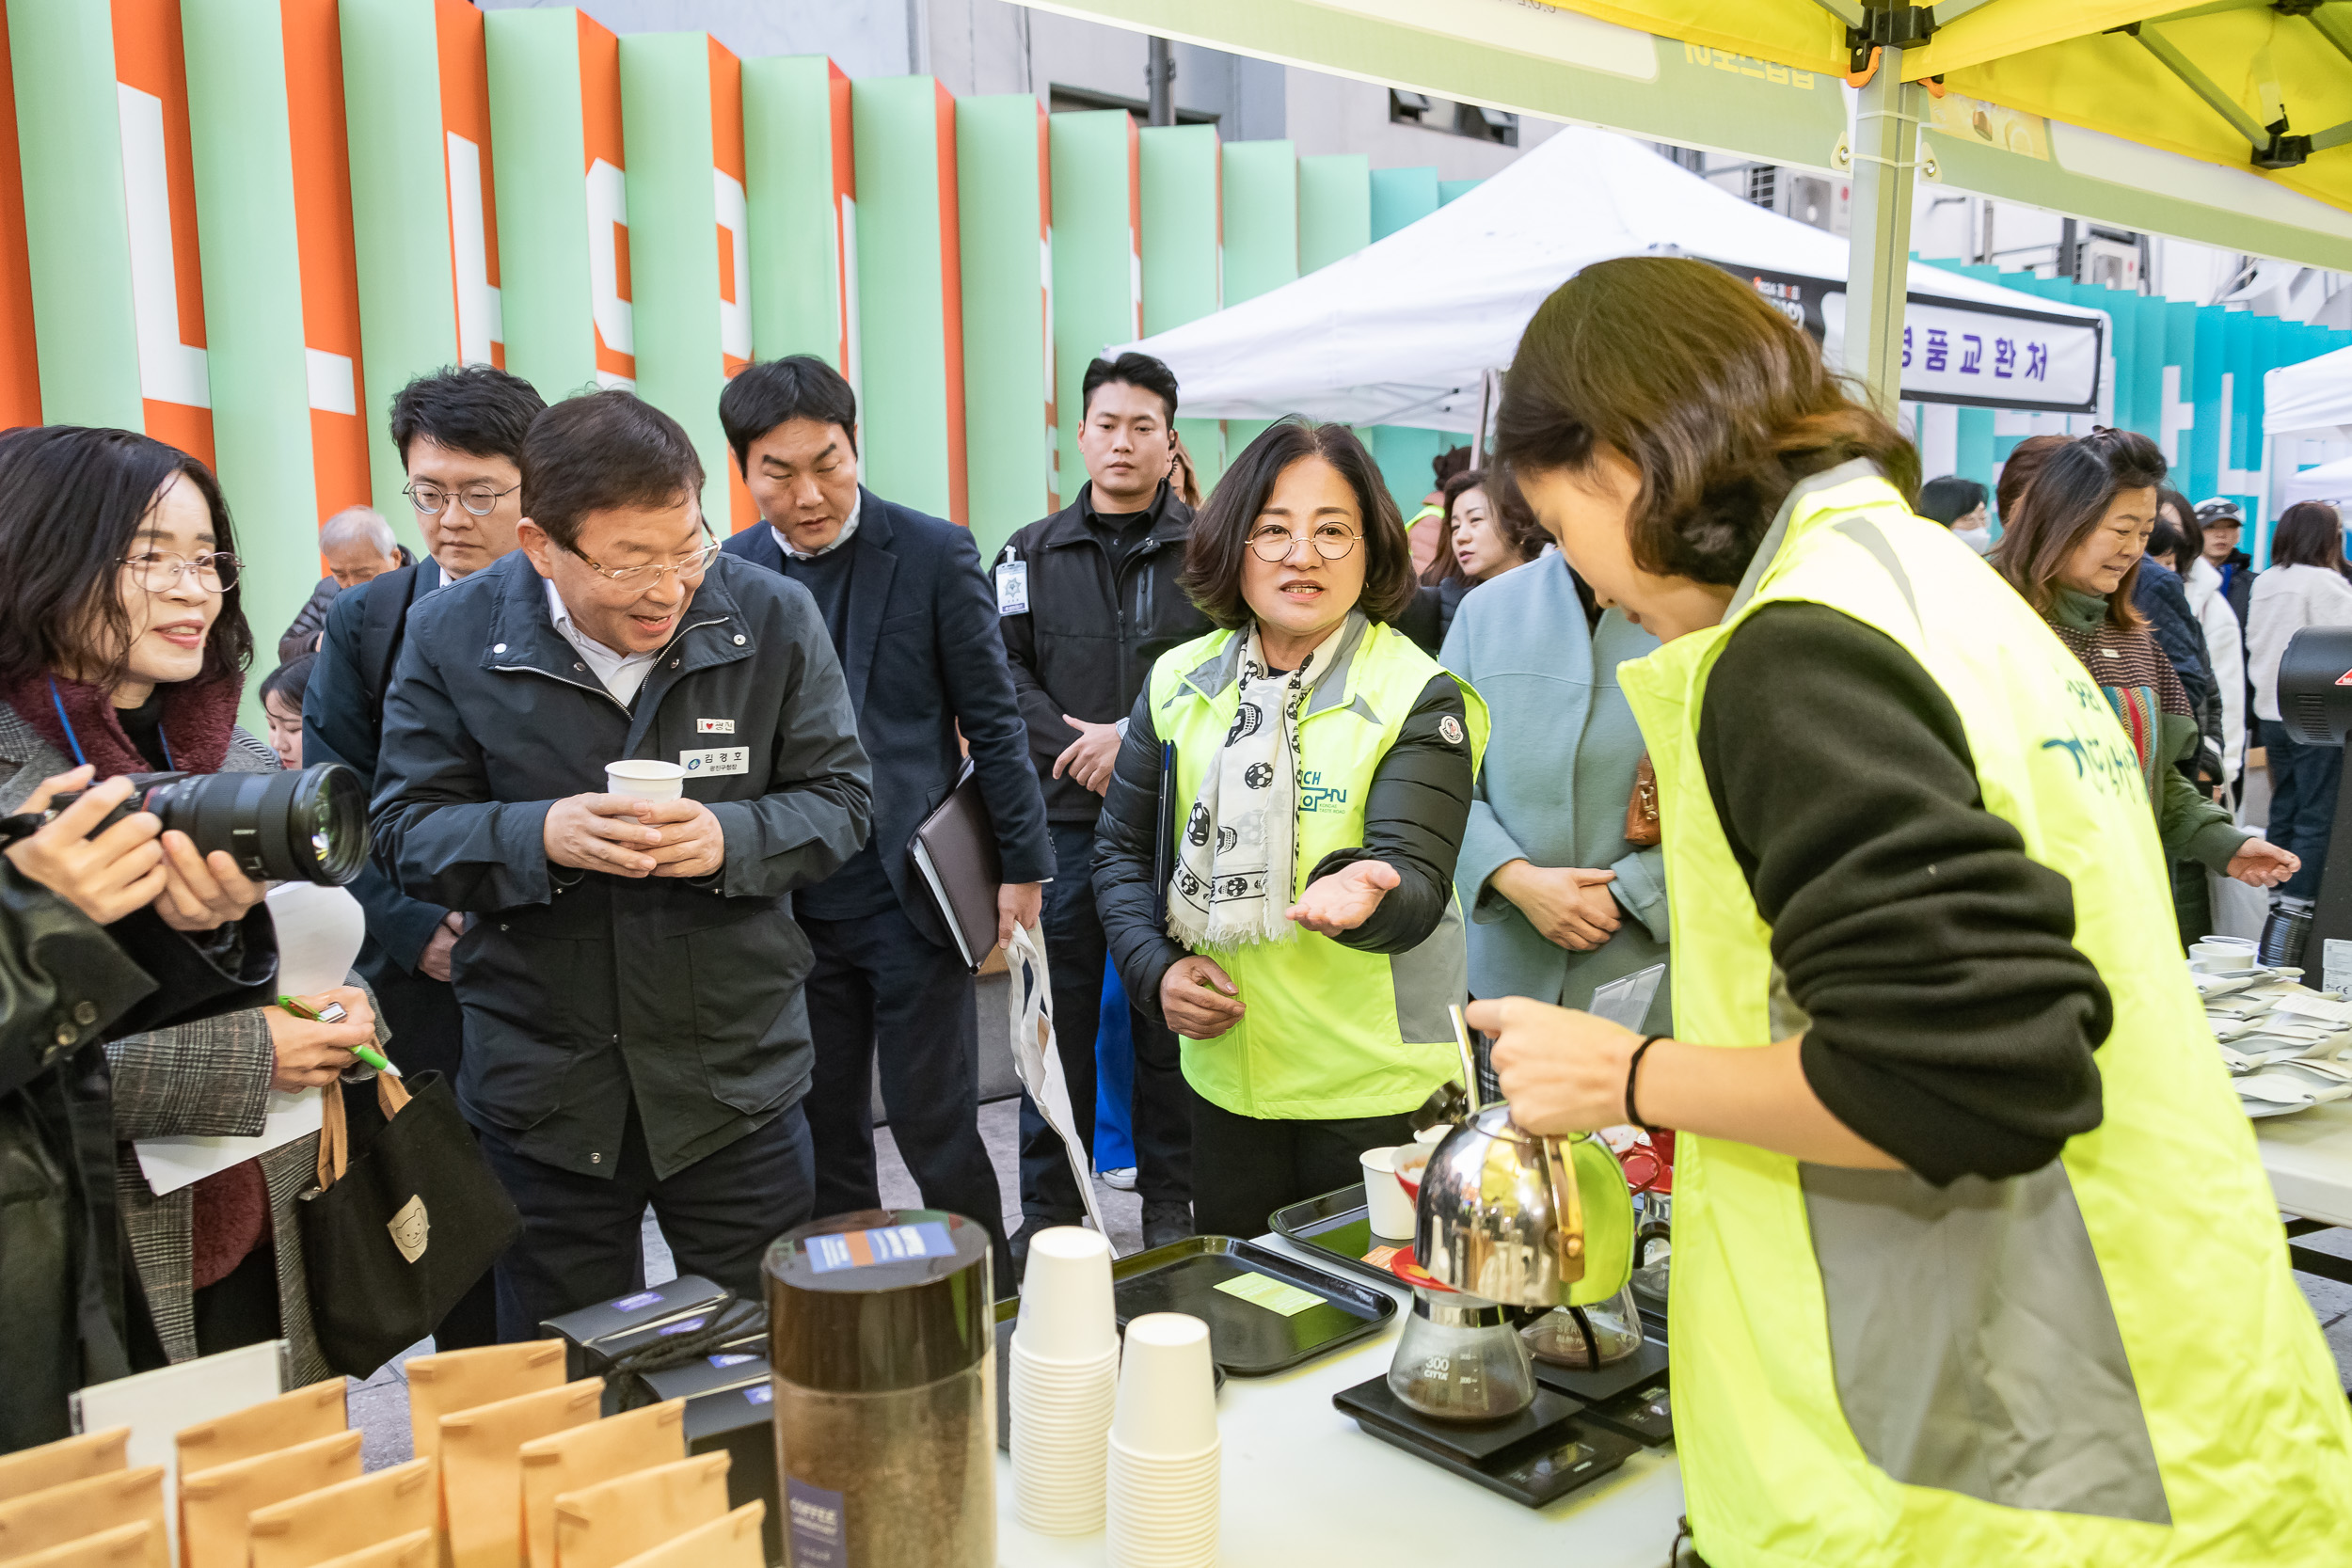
left=1359, top=1146, right=1414, bottom=1242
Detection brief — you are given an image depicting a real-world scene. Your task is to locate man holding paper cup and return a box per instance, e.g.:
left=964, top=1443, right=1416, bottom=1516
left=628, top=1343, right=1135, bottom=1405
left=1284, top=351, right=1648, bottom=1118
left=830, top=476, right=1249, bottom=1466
left=373, top=391, right=873, bottom=1335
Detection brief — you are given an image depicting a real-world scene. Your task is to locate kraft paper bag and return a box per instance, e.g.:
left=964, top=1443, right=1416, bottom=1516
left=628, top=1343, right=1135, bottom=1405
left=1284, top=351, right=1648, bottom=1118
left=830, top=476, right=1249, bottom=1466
left=0, top=1429, right=130, bottom=1504
left=438, top=1382, right=600, bottom=1568
left=517, top=1403, right=685, bottom=1568
left=549, top=1455, right=730, bottom=1568
left=2, top=1522, right=153, bottom=1568
left=174, top=1382, right=346, bottom=1481
left=246, top=1458, right=437, bottom=1568
left=603, top=1504, right=763, bottom=1568
left=0, top=1467, right=167, bottom=1568
left=179, top=1432, right=362, bottom=1568
left=309, top=1531, right=434, bottom=1568
left=405, top=1343, right=566, bottom=1463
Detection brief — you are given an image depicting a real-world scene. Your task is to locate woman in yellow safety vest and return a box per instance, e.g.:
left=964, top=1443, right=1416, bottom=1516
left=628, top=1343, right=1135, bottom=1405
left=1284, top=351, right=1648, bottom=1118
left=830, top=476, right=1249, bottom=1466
left=1470, top=256, right=2352, bottom=1566
left=1093, top=419, right=1486, bottom=1239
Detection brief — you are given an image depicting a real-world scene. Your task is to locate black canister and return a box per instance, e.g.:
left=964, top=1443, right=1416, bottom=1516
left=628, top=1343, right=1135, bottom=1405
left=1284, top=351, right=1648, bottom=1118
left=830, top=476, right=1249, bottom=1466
left=765, top=1209, right=993, bottom=1567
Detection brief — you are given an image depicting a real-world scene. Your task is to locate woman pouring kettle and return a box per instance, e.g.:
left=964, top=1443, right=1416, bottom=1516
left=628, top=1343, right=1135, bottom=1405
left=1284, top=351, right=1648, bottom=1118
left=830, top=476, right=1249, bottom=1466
left=1472, top=258, right=2352, bottom=1565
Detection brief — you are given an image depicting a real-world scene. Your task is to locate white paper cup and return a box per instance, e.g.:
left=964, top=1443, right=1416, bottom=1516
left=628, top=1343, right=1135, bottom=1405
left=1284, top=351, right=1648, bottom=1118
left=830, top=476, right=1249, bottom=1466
left=1391, top=1143, right=1433, bottom=1204
left=1010, top=1338, right=1117, bottom=1534
left=1107, top=1435, right=1219, bottom=1568
left=1414, top=1123, right=1450, bottom=1146
left=1015, top=1226, right=1118, bottom=1360
left=1359, top=1146, right=1414, bottom=1240
left=1110, top=1312, right=1217, bottom=1456
left=605, top=759, right=686, bottom=799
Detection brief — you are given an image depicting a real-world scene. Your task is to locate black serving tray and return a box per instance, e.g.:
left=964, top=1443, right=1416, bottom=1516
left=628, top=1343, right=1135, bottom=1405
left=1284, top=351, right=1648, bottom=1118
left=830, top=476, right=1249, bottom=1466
left=1333, top=1375, right=1642, bottom=1510
left=1111, top=1235, right=1392, bottom=1373
left=1267, top=1184, right=1419, bottom=1292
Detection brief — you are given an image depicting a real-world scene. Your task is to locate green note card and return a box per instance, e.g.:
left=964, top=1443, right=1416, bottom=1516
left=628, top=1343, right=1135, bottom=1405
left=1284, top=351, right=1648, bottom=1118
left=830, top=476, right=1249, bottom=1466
left=1214, top=1270, right=1324, bottom=1318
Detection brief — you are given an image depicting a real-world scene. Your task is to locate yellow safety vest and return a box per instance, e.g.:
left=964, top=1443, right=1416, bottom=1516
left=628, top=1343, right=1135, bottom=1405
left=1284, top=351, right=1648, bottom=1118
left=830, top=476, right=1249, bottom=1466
left=1618, top=466, right=2352, bottom=1565
left=1149, top=618, right=1489, bottom=1120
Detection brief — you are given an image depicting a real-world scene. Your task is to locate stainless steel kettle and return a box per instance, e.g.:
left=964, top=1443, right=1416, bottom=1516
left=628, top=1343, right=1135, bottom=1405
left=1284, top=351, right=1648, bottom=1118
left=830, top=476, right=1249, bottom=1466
left=1410, top=1007, right=1636, bottom=1308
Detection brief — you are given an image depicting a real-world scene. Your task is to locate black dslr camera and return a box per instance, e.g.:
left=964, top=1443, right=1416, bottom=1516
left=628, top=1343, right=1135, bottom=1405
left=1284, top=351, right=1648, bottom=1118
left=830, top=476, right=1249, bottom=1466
left=0, top=763, right=367, bottom=886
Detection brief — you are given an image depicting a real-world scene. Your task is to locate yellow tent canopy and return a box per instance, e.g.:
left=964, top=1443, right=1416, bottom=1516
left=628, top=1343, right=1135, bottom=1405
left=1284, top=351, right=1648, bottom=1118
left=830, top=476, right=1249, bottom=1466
left=1543, top=1, right=2352, bottom=216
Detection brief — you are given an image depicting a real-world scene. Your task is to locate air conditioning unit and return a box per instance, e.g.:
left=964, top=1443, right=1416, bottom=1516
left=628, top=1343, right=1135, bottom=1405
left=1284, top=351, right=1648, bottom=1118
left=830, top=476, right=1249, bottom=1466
left=2078, top=235, right=2140, bottom=291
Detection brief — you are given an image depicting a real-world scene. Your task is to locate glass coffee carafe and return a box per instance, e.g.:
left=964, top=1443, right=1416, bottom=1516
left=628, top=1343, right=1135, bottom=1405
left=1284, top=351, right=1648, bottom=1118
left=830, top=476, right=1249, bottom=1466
left=1521, top=1283, right=1644, bottom=1369
left=1388, top=1286, right=1538, bottom=1422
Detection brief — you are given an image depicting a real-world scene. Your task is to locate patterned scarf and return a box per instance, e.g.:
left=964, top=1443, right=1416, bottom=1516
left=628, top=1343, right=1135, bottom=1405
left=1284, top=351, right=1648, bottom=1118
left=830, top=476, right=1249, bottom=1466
left=0, top=667, right=240, bottom=780
left=1166, top=615, right=1358, bottom=951
left=2042, top=588, right=2191, bottom=810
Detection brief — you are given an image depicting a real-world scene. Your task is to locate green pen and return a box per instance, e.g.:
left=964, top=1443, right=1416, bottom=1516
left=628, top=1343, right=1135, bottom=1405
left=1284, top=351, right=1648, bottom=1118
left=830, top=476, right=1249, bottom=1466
left=278, top=995, right=391, bottom=1073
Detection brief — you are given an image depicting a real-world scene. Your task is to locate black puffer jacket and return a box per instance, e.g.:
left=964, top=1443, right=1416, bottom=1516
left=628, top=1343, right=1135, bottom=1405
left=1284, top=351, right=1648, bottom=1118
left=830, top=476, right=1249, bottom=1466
left=1092, top=661, right=1473, bottom=1025
left=0, top=865, right=275, bottom=1449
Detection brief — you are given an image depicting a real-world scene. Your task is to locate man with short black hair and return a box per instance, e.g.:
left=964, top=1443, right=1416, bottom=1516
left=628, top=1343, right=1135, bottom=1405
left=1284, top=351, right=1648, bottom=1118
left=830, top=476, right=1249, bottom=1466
left=995, top=351, right=1206, bottom=1257
left=302, top=364, right=546, bottom=1348
left=373, top=389, right=871, bottom=1333
left=718, top=356, right=1047, bottom=1286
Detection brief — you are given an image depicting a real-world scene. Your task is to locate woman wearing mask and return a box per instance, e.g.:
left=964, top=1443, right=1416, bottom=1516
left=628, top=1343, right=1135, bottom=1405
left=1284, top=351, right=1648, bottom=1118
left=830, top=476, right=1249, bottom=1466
left=1473, top=257, right=2351, bottom=1566
left=0, top=426, right=381, bottom=1384
left=1093, top=420, right=1485, bottom=1237
left=2248, top=499, right=2352, bottom=962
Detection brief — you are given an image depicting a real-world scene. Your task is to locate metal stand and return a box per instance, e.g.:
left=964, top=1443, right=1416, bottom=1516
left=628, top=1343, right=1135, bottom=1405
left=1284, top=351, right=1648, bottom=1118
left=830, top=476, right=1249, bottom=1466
left=1841, top=63, right=1921, bottom=419
left=2294, top=743, right=2352, bottom=981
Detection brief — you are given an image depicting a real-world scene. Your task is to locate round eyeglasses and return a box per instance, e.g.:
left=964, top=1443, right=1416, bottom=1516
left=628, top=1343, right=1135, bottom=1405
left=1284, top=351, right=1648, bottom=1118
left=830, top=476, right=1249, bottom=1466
left=120, top=551, right=239, bottom=594
left=1247, top=522, right=1361, bottom=562
left=404, top=480, right=519, bottom=517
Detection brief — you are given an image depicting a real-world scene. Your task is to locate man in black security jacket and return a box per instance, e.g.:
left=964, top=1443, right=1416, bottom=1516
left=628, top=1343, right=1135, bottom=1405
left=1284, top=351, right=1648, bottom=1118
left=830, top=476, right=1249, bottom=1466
left=994, top=352, right=1208, bottom=1256
left=303, top=365, right=543, bottom=1348
left=373, top=391, right=870, bottom=1334
left=719, top=356, right=1048, bottom=1287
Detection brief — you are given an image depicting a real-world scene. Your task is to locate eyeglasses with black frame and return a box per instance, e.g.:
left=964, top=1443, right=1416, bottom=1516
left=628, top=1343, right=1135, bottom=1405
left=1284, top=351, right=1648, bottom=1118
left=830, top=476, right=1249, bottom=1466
left=1246, top=520, right=1361, bottom=562
left=403, top=479, right=520, bottom=516
left=119, top=550, right=240, bottom=594
left=565, top=531, right=723, bottom=589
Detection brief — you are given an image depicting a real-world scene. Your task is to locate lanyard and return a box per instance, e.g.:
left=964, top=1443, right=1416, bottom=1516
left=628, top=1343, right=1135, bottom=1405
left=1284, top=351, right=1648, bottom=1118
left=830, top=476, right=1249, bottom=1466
left=47, top=675, right=173, bottom=771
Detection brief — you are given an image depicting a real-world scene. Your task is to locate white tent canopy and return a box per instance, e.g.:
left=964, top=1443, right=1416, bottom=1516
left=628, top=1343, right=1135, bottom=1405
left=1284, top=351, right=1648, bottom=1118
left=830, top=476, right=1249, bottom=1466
left=1118, top=127, right=2107, bottom=434
left=2280, top=456, right=2352, bottom=511
left=2267, top=346, right=2352, bottom=443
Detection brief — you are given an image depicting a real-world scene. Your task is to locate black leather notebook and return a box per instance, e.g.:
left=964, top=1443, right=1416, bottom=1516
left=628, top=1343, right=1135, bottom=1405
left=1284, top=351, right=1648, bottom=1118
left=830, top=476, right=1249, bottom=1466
left=911, top=765, right=1003, bottom=972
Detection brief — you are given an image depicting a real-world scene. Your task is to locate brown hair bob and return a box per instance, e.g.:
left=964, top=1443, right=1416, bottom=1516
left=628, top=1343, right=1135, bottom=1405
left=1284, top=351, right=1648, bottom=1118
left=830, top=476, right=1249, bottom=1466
left=1990, top=428, right=2168, bottom=634
left=1181, top=418, right=1419, bottom=629
left=1491, top=256, right=1917, bottom=587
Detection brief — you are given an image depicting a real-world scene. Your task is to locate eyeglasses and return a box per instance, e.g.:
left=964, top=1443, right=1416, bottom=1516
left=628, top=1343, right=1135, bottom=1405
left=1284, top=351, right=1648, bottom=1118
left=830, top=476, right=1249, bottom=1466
left=404, top=480, right=518, bottom=516
left=1247, top=521, right=1361, bottom=562
left=120, top=550, right=239, bottom=594
left=567, top=536, right=723, bottom=589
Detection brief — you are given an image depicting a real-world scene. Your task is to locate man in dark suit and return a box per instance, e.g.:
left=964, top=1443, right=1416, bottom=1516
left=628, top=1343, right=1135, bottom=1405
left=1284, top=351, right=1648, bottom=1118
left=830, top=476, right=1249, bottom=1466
left=301, top=364, right=546, bottom=1348
left=719, top=356, right=1049, bottom=1283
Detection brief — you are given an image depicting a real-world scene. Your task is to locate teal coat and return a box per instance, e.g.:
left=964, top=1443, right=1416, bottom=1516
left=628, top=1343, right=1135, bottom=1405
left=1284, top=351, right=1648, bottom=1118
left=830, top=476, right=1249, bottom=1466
left=1439, top=555, right=1670, bottom=1028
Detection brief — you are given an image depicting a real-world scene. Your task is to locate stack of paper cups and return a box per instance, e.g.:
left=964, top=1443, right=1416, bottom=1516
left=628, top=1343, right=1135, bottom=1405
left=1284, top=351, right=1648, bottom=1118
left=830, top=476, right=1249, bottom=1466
left=1010, top=1227, right=1120, bottom=1533
left=1106, top=1313, right=1219, bottom=1568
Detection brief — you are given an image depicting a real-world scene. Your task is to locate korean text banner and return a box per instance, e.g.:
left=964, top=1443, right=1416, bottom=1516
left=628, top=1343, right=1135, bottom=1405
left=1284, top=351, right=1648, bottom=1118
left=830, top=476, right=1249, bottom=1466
left=1722, top=262, right=2104, bottom=415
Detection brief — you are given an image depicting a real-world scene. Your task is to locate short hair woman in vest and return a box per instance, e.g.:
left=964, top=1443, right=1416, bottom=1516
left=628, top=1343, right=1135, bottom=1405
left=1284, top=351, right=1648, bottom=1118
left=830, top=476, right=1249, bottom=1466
left=1471, top=257, right=2352, bottom=1565
left=1092, top=419, right=1487, bottom=1239
left=1992, top=430, right=2293, bottom=951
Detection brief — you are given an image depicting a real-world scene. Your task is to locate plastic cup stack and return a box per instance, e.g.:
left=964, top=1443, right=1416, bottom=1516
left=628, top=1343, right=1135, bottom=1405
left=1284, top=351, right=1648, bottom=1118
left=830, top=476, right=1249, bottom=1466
left=1010, top=1226, right=1120, bottom=1534
left=1106, top=1312, right=1220, bottom=1568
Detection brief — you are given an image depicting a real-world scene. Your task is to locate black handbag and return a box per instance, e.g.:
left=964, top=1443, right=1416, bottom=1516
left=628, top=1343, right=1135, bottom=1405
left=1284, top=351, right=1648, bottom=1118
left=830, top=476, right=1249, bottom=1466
left=297, top=1070, right=520, bottom=1377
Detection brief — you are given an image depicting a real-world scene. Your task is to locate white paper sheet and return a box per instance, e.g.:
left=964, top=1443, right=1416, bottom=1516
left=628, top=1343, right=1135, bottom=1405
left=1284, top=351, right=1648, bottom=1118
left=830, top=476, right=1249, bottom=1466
left=72, top=1339, right=286, bottom=1562
left=131, top=884, right=366, bottom=1196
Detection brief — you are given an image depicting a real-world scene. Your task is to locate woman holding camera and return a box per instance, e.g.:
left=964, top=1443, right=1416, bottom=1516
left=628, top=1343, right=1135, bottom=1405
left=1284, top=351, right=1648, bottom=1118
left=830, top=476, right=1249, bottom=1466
left=1093, top=420, right=1486, bottom=1238
left=1471, top=259, right=2351, bottom=1564
left=0, top=426, right=379, bottom=1386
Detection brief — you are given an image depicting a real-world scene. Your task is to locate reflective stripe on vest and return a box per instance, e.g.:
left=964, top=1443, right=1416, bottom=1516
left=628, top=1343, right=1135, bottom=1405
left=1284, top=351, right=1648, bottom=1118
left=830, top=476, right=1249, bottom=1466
left=1615, top=465, right=2352, bottom=1565
left=1150, top=618, right=1490, bottom=1120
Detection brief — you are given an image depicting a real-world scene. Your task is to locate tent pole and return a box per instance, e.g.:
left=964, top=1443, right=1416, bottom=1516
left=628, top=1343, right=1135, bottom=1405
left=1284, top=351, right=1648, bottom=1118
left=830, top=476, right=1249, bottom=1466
left=1844, top=62, right=1920, bottom=420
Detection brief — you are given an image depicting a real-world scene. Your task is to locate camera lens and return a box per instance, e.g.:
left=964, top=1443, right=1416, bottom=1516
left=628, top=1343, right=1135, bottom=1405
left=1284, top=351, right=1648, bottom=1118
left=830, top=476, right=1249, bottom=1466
left=144, top=763, right=366, bottom=885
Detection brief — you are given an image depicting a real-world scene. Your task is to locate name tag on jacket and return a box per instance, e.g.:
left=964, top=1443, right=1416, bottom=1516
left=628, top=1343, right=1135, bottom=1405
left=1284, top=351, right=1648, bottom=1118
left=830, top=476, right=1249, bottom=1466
left=680, top=747, right=750, bottom=777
